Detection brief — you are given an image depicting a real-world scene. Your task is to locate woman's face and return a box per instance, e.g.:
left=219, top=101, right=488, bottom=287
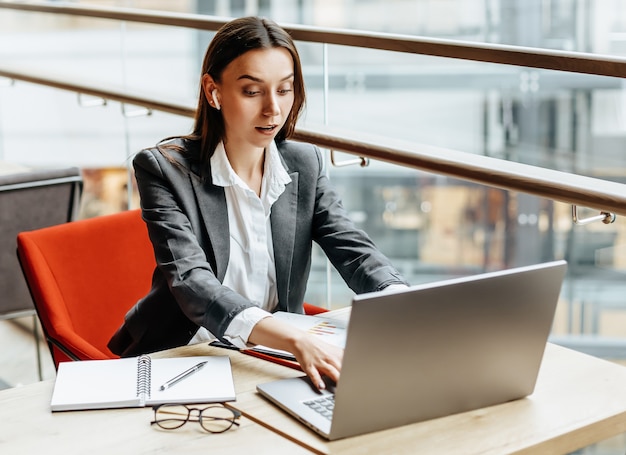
left=208, top=47, right=296, bottom=153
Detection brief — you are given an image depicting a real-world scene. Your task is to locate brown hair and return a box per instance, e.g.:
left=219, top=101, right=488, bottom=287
left=160, top=16, right=306, bottom=175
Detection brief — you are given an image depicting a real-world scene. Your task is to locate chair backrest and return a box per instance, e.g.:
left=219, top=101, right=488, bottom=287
left=0, top=166, right=82, bottom=319
left=17, top=209, right=155, bottom=368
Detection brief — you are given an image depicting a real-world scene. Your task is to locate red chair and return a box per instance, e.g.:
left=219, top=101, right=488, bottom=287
left=303, top=302, right=329, bottom=315
left=17, top=208, right=328, bottom=370
left=17, top=209, right=154, bottom=369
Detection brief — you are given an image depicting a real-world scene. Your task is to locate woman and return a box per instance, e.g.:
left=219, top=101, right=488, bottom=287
left=108, top=16, right=408, bottom=390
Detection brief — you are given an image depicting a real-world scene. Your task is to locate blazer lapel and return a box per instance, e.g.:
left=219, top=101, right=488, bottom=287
left=271, top=171, right=298, bottom=312
left=190, top=172, right=230, bottom=283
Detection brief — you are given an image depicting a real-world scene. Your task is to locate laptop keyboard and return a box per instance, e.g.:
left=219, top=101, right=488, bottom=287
left=303, top=394, right=335, bottom=420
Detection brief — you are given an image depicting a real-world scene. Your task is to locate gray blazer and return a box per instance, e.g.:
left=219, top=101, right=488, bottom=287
left=108, top=138, right=407, bottom=357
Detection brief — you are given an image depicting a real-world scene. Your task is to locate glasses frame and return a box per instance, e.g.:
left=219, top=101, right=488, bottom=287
left=150, top=403, right=242, bottom=434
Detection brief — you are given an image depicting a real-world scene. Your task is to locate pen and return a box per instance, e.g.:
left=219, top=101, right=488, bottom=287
left=159, top=361, right=208, bottom=391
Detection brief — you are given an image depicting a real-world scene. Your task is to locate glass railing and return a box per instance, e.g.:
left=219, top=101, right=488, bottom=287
left=1, top=1, right=626, bottom=364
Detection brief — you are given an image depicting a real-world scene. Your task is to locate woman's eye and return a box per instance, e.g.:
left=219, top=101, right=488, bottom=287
left=278, top=88, right=293, bottom=95
left=244, top=90, right=260, bottom=96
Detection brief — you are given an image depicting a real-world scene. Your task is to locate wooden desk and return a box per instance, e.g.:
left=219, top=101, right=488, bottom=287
left=158, top=341, right=626, bottom=455
left=3, top=324, right=626, bottom=454
left=229, top=344, right=626, bottom=454
left=0, top=378, right=312, bottom=454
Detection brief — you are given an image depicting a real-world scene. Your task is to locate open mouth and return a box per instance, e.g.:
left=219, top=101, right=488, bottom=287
left=256, top=125, right=278, bottom=133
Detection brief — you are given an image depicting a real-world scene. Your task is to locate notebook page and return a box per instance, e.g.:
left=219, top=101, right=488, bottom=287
left=146, top=356, right=235, bottom=405
left=50, top=358, right=140, bottom=411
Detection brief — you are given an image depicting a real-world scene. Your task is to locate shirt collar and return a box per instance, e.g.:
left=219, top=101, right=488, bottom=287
left=210, top=141, right=291, bottom=196
left=210, top=141, right=239, bottom=188
left=264, top=141, right=292, bottom=201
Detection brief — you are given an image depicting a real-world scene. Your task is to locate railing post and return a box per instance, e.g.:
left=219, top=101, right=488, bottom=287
left=571, top=205, right=616, bottom=225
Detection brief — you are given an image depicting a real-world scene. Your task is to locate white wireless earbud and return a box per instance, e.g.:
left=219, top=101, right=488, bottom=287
left=211, top=89, right=221, bottom=111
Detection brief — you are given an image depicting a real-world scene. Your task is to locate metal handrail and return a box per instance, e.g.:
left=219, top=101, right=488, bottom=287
left=0, top=66, right=194, bottom=118
left=2, top=65, right=626, bottom=217
left=2, top=1, right=626, bottom=78
left=293, top=127, right=626, bottom=216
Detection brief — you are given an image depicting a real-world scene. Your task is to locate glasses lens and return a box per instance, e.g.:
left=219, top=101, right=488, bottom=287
left=199, top=406, right=240, bottom=433
left=154, top=404, right=190, bottom=430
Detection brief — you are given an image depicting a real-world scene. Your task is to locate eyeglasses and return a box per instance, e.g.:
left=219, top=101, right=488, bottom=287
left=151, top=404, right=241, bottom=433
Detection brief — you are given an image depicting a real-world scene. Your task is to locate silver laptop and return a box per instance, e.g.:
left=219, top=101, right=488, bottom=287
left=257, top=260, right=567, bottom=440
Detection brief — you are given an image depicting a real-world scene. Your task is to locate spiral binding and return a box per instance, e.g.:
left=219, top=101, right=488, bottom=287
left=136, top=355, right=152, bottom=405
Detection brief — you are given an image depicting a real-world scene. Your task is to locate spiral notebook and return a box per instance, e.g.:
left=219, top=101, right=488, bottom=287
left=50, top=355, right=235, bottom=412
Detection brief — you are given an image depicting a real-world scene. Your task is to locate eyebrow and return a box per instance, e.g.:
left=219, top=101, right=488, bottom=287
left=237, top=73, right=294, bottom=83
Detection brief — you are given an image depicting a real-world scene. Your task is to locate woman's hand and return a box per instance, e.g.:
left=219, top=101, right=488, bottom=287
left=248, top=316, right=343, bottom=390
left=289, top=332, right=343, bottom=390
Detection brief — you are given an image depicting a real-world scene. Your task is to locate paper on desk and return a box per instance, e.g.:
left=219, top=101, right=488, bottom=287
left=252, top=312, right=347, bottom=361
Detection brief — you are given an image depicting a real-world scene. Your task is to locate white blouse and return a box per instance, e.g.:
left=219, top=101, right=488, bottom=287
left=188, top=141, right=291, bottom=348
